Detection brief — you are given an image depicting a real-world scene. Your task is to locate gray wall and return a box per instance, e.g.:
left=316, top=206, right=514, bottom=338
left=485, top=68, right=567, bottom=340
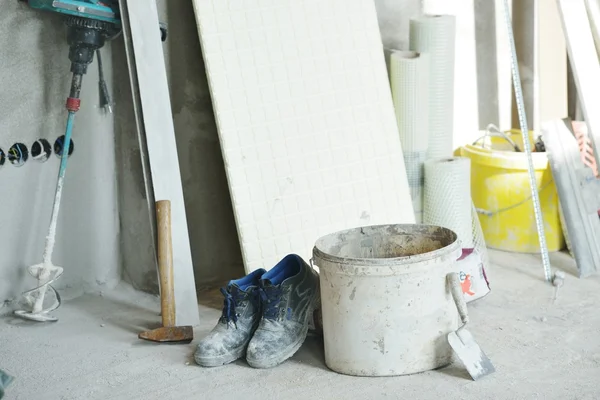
left=375, top=0, right=423, bottom=49
left=0, top=2, right=120, bottom=304
left=0, top=0, right=423, bottom=304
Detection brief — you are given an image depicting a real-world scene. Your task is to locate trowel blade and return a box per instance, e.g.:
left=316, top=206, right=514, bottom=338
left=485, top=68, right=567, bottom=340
left=448, top=328, right=495, bottom=380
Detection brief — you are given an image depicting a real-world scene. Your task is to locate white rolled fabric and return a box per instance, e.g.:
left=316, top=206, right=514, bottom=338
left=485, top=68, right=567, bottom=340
left=409, top=14, right=456, bottom=160
left=389, top=50, right=429, bottom=223
left=423, top=157, right=474, bottom=248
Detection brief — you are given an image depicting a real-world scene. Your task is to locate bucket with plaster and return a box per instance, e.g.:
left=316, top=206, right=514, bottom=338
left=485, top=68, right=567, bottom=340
left=312, top=224, right=463, bottom=377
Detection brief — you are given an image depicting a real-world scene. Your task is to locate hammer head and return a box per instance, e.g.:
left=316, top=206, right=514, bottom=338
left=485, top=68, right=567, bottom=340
left=138, top=326, right=194, bottom=344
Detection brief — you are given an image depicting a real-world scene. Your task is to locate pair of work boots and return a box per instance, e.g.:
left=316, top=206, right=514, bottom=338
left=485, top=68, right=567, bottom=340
left=195, top=254, right=320, bottom=369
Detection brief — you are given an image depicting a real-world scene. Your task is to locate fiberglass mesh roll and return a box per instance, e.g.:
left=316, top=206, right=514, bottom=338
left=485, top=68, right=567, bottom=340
left=423, top=157, right=474, bottom=248
left=389, top=50, right=429, bottom=223
left=409, top=14, right=456, bottom=159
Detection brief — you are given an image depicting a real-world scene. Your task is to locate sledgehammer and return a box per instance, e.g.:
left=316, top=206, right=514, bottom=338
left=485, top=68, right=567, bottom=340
left=139, top=200, right=194, bottom=344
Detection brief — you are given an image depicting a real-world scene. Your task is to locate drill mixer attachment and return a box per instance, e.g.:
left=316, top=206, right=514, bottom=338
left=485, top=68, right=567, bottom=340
left=15, top=0, right=167, bottom=323
left=14, top=2, right=120, bottom=322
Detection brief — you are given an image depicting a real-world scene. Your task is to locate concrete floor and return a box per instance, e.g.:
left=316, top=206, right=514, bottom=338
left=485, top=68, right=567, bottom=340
left=1, top=249, right=600, bottom=399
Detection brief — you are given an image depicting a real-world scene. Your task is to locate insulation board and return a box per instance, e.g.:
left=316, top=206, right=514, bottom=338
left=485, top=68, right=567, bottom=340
left=192, top=0, right=415, bottom=273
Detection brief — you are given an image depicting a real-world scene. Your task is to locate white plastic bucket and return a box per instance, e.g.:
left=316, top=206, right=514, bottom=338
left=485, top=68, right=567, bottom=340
left=312, top=224, right=462, bottom=377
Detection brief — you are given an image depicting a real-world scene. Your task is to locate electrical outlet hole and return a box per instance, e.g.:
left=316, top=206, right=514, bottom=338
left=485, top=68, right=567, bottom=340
left=54, top=135, right=74, bottom=158
left=8, top=143, right=28, bottom=167
left=31, top=139, right=52, bottom=162
left=0, top=148, right=5, bottom=167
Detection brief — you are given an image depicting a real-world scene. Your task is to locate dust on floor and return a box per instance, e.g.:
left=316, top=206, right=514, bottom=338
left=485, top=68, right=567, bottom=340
left=1, top=250, right=600, bottom=400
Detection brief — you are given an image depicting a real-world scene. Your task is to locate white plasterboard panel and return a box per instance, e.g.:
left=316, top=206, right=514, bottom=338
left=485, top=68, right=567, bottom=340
left=557, top=0, right=600, bottom=169
left=192, top=0, right=415, bottom=273
left=120, top=0, right=199, bottom=326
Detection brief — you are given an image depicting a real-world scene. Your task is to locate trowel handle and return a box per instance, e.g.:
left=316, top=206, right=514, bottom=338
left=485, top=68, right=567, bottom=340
left=447, top=272, right=469, bottom=326
left=156, top=200, right=176, bottom=328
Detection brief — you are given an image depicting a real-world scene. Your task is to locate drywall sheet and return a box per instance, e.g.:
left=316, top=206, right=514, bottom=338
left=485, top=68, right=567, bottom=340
left=192, top=0, right=415, bottom=273
left=120, top=0, right=199, bottom=326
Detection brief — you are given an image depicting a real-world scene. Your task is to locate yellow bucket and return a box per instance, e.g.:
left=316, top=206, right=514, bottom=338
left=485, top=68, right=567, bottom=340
left=456, top=130, right=565, bottom=253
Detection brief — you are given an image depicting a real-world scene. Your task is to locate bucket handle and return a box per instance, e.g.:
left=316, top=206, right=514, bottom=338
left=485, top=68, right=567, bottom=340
left=475, top=180, right=553, bottom=217
left=447, top=272, right=469, bottom=329
left=472, top=124, right=522, bottom=152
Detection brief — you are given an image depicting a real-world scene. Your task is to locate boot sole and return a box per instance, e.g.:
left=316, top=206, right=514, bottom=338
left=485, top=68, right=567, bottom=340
left=194, top=344, right=247, bottom=367
left=247, top=290, right=321, bottom=369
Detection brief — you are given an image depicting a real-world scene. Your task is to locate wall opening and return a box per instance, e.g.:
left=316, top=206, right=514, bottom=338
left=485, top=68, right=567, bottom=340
left=31, top=139, right=52, bottom=162
left=54, top=135, right=74, bottom=158
left=8, top=143, right=28, bottom=167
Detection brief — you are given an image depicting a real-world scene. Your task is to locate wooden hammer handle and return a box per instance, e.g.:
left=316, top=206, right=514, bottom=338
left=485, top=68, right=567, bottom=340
left=156, top=200, right=175, bottom=327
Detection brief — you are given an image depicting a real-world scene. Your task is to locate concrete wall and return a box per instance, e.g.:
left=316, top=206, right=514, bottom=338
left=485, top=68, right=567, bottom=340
left=0, top=2, right=120, bottom=304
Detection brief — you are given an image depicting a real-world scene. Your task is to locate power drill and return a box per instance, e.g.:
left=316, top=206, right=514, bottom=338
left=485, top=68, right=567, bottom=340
left=11, top=1, right=167, bottom=323
left=20, top=0, right=167, bottom=114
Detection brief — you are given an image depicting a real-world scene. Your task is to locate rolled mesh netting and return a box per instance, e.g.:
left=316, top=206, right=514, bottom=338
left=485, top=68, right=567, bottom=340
left=409, top=14, right=456, bottom=159
left=424, top=157, right=490, bottom=302
left=424, top=157, right=473, bottom=246
left=389, top=50, right=430, bottom=223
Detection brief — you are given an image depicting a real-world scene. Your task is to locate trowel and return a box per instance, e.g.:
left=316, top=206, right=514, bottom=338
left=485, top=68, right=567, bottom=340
left=447, top=272, right=495, bottom=380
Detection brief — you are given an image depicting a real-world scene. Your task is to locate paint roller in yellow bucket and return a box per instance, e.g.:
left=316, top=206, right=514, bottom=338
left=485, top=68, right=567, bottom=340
left=455, top=128, right=565, bottom=253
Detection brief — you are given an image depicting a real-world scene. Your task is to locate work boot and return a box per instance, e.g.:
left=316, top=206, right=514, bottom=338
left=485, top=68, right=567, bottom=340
left=246, top=254, right=320, bottom=369
left=194, top=268, right=266, bottom=367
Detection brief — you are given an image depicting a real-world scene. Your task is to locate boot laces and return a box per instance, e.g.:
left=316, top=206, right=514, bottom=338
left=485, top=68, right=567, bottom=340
left=219, top=287, right=240, bottom=327
left=259, top=281, right=283, bottom=320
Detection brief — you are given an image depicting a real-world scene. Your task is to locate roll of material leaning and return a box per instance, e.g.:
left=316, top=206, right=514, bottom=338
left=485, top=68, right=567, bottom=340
left=409, top=14, right=456, bottom=160
left=389, top=50, right=430, bottom=223
left=423, top=157, right=474, bottom=248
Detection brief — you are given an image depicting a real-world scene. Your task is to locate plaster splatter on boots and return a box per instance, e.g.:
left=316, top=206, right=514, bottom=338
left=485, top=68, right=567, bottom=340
left=194, top=268, right=266, bottom=367
left=246, top=254, right=320, bottom=369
